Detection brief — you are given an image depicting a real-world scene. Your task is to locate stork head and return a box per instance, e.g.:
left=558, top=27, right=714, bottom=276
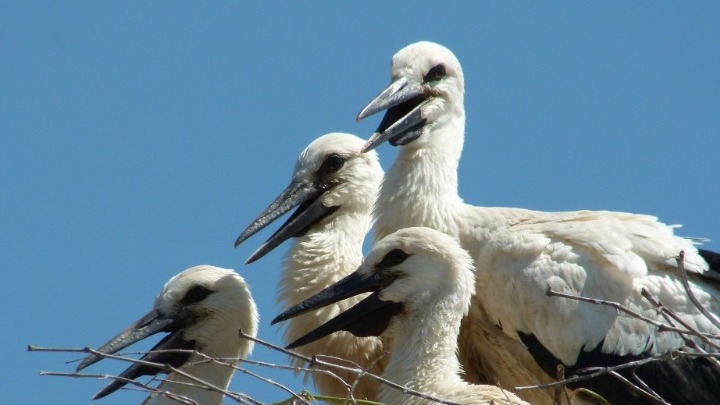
left=234, top=133, right=382, bottom=264
left=77, top=265, right=258, bottom=400
left=273, top=227, right=475, bottom=348
left=357, top=41, right=465, bottom=152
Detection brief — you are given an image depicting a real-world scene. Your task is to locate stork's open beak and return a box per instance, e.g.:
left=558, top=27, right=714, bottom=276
left=357, top=77, right=430, bottom=152
left=76, top=308, right=179, bottom=372
left=273, top=268, right=403, bottom=349
left=234, top=180, right=338, bottom=264
left=77, top=308, right=196, bottom=400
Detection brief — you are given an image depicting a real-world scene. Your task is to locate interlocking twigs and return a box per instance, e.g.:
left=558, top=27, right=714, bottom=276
left=675, top=250, right=720, bottom=331
left=546, top=286, right=720, bottom=341
left=238, top=331, right=468, bottom=405
left=532, top=250, right=720, bottom=403
left=32, top=338, right=517, bottom=405
left=31, top=251, right=718, bottom=405
left=605, top=370, right=669, bottom=405
left=28, top=344, right=277, bottom=405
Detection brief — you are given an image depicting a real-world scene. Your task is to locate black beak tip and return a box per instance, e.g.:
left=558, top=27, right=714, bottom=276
left=233, top=235, right=244, bottom=249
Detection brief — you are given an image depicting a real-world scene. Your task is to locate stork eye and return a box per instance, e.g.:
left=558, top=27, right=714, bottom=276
left=318, top=153, right=345, bottom=174
left=423, top=64, right=446, bottom=83
left=181, top=285, right=213, bottom=305
left=377, top=249, right=410, bottom=268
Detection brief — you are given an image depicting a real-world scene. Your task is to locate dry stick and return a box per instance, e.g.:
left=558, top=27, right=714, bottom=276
left=629, top=368, right=665, bottom=405
left=515, top=350, right=711, bottom=392
left=243, top=358, right=354, bottom=394
left=239, top=331, right=466, bottom=405
left=184, top=355, right=296, bottom=405
left=347, top=351, right=389, bottom=405
left=554, top=365, right=564, bottom=405
left=543, top=284, right=720, bottom=398
left=606, top=371, right=669, bottom=405
left=31, top=345, right=258, bottom=404
left=546, top=286, right=720, bottom=340
left=311, top=354, right=363, bottom=404
left=639, top=289, right=720, bottom=351
left=640, top=289, right=720, bottom=370
left=37, top=371, right=196, bottom=405
left=232, top=364, right=308, bottom=405
left=676, top=250, right=720, bottom=331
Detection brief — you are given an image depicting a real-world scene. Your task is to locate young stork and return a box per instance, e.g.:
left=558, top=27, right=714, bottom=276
left=273, top=227, right=529, bottom=405
left=76, top=265, right=259, bottom=404
left=356, top=41, right=720, bottom=404
left=234, top=133, right=385, bottom=400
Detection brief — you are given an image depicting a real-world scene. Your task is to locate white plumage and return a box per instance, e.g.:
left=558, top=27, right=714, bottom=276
left=235, top=133, right=385, bottom=400
left=77, top=265, right=259, bottom=405
left=276, top=227, right=529, bottom=405
left=357, top=41, right=720, bottom=404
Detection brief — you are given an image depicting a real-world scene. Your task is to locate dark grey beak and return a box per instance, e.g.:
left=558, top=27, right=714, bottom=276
left=77, top=309, right=178, bottom=372
left=234, top=180, right=338, bottom=264
left=77, top=309, right=195, bottom=400
left=273, top=269, right=403, bottom=349
left=356, top=77, right=430, bottom=153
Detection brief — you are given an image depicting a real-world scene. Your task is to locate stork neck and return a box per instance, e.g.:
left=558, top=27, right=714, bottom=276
left=281, top=209, right=369, bottom=305
left=380, top=293, right=466, bottom=404
left=374, top=120, right=465, bottom=241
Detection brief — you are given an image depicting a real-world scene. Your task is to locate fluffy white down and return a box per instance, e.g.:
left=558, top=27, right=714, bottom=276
left=363, top=228, right=528, bottom=405
left=276, top=133, right=386, bottom=400
left=367, top=41, right=720, bottom=404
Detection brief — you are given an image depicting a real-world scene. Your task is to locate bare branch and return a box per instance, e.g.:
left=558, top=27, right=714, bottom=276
left=640, top=289, right=720, bottom=351
left=675, top=251, right=720, bottom=331
left=546, top=286, right=720, bottom=340
left=239, top=331, right=467, bottom=405
left=516, top=349, right=718, bottom=392
left=607, top=371, right=669, bottom=405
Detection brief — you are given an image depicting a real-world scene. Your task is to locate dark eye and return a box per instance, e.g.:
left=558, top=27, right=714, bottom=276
left=181, top=285, right=213, bottom=305
left=377, top=249, right=410, bottom=268
left=318, top=153, right=345, bottom=174
left=423, top=64, right=446, bottom=83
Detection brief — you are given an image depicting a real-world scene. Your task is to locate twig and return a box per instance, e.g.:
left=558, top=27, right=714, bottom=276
left=517, top=350, right=689, bottom=391
left=640, top=289, right=720, bottom=351
left=554, top=365, right=564, bottom=405
left=607, top=371, right=669, bottom=405
left=676, top=251, right=720, bottom=331
left=630, top=368, right=665, bottom=404
left=546, top=286, right=720, bottom=340
left=34, top=346, right=260, bottom=404
left=239, top=331, right=465, bottom=405
left=37, top=371, right=196, bottom=404
left=348, top=351, right=389, bottom=405
left=232, top=363, right=308, bottom=404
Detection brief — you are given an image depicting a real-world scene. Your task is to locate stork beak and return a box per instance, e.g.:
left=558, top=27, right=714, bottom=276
left=76, top=308, right=179, bottom=372
left=272, top=270, right=379, bottom=324
left=235, top=180, right=338, bottom=264
left=356, top=77, right=429, bottom=153
left=273, top=269, right=403, bottom=349
left=286, top=291, right=398, bottom=349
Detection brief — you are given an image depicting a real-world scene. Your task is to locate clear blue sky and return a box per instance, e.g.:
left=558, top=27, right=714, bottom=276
left=3, top=2, right=719, bottom=404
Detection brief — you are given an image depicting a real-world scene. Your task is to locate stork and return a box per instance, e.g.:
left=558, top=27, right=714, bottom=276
left=274, top=227, right=529, bottom=405
left=234, top=133, right=385, bottom=400
left=76, top=265, right=259, bottom=404
left=356, top=41, right=720, bottom=404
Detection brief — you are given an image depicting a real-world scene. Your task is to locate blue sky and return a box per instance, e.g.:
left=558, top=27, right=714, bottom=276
left=3, top=2, right=719, bottom=404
